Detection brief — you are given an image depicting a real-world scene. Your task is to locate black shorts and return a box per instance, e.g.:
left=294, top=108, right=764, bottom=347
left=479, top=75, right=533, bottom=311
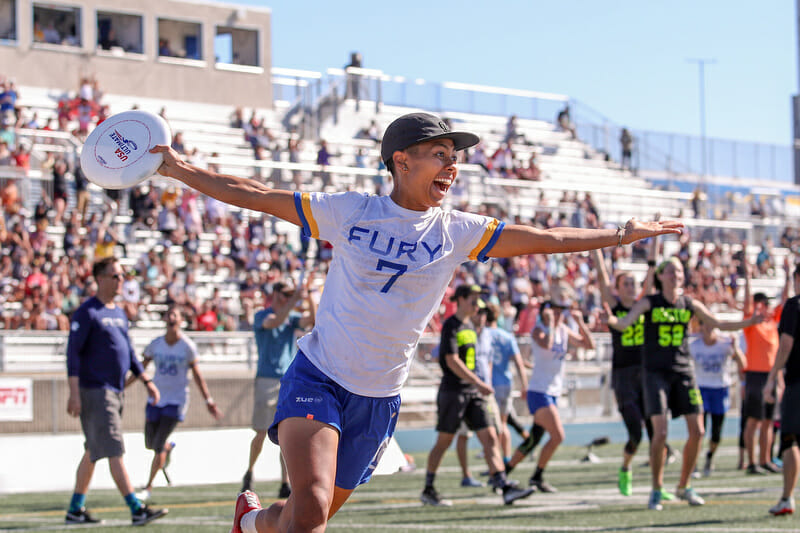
left=643, top=368, right=702, bottom=418
left=144, top=408, right=180, bottom=452
left=781, top=383, right=800, bottom=435
left=742, top=371, right=776, bottom=421
left=612, top=365, right=644, bottom=412
left=436, top=386, right=490, bottom=434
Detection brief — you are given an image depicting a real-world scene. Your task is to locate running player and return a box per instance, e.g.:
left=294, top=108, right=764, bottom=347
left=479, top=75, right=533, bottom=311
left=421, top=284, right=531, bottom=506
left=504, top=282, right=595, bottom=493
left=689, top=318, right=745, bottom=477
left=152, top=112, right=682, bottom=533
left=132, top=306, right=222, bottom=501
left=605, top=257, right=764, bottom=511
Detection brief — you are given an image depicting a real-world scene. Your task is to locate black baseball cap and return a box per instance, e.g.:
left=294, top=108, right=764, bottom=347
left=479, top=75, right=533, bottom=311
left=380, top=113, right=480, bottom=168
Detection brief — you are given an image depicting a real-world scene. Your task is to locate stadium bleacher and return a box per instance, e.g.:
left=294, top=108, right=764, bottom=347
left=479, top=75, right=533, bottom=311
left=1, top=58, right=798, bottom=435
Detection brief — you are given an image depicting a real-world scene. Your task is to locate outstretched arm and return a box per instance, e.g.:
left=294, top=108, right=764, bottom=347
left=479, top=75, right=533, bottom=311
left=692, top=299, right=763, bottom=331
left=151, top=145, right=301, bottom=226
left=488, top=218, right=683, bottom=258
left=605, top=296, right=651, bottom=331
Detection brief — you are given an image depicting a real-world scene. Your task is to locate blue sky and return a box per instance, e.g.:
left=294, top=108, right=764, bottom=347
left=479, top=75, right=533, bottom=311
left=222, top=0, right=796, bottom=146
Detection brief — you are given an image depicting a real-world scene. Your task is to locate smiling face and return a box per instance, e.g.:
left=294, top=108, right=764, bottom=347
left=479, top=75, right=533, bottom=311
left=390, top=139, right=459, bottom=211
left=657, top=260, right=685, bottom=294
left=615, top=273, right=638, bottom=303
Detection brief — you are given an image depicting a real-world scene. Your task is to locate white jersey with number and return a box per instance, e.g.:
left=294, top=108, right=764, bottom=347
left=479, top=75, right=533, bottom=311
left=528, top=320, right=571, bottom=397
left=294, top=191, right=504, bottom=397
left=690, top=333, right=735, bottom=388
left=143, top=335, right=198, bottom=413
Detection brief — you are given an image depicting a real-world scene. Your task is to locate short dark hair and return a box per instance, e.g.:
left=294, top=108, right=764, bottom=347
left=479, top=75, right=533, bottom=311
left=753, top=292, right=770, bottom=304
left=92, top=257, right=118, bottom=279
left=272, top=281, right=295, bottom=296
left=483, top=302, right=499, bottom=324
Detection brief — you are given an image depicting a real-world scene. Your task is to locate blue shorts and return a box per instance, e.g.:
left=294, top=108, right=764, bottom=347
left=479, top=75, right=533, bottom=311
left=268, top=351, right=401, bottom=490
left=527, top=390, right=557, bottom=414
left=145, top=403, right=184, bottom=422
left=700, top=386, right=729, bottom=416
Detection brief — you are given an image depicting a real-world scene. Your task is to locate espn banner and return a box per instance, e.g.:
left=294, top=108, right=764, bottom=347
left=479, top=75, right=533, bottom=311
left=0, top=378, right=32, bottom=421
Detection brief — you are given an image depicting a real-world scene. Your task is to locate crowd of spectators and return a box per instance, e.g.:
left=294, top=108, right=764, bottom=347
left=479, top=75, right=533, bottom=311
left=3, top=157, right=765, bottom=347
left=0, top=74, right=790, bottom=357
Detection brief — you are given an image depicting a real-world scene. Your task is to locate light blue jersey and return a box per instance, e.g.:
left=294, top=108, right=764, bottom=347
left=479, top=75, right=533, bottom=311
left=254, top=307, right=302, bottom=378
left=486, top=327, right=521, bottom=388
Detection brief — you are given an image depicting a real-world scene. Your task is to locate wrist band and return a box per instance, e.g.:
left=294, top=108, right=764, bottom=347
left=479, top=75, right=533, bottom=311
left=647, top=260, right=656, bottom=267
left=206, top=397, right=215, bottom=405
left=616, top=225, right=625, bottom=248
left=143, top=379, right=152, bottom=385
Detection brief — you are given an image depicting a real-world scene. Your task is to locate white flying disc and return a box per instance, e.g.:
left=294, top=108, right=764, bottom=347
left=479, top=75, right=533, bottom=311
left=80, top=110, right=172, bottom=190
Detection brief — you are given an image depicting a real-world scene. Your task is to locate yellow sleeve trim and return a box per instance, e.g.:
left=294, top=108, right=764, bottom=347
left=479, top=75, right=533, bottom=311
left=468, top=218, right=499, bottom=261
left=301, top=192, right=320, bottom=239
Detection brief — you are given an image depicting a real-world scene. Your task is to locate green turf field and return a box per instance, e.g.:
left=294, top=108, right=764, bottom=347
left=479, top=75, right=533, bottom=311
left=1, top=439, right=796, bottom=532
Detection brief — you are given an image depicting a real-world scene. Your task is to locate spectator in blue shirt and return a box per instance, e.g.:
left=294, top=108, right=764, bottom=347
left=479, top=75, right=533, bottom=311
left=64, top=256, right=167, bottom=526
left=241, top=275, right=316, bottom=498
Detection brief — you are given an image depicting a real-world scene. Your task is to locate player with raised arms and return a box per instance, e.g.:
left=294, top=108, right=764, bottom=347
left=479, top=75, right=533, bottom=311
left=604, top=257, right=764, bottom=511
left=148, top=112, right=682, bottom=533
left=592, top=235, right=677, bottom=498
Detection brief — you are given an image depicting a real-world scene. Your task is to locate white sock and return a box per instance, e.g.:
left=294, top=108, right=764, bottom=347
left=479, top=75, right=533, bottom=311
left=240, top=509, right=260, bottom=533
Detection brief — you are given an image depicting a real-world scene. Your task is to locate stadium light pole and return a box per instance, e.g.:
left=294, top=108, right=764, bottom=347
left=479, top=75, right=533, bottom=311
left=687, top=58, right=716, bottom=191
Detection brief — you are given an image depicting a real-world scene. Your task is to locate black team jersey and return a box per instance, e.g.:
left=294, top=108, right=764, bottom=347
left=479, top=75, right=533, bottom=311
left=439, top=314, right=479, bottom=392
left=642, top=293, right=694, bottom=374
left=610, top=302, right=645, bottom=369
left=778, top=294, right=800, bottom=385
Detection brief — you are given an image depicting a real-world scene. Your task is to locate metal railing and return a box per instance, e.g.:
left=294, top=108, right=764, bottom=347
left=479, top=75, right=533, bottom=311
left=275, top=66, right=794, bottom=185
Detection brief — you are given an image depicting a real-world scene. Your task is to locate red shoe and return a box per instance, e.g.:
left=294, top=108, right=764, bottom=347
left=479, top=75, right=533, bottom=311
left=231, top=490, right=262, bottom=533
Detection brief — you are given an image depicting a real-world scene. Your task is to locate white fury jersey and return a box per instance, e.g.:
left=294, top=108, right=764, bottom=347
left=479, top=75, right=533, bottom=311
left=294, top=191, right=504, bottom=397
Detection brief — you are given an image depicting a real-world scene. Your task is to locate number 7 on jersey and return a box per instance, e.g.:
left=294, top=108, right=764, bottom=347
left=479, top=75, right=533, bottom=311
left=376, top=259, right=407, bottom=293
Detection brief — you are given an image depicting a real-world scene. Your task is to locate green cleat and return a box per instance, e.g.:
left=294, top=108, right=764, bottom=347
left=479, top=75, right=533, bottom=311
left=660, top=488, right=676, bottom=501
left=618, top=468, right=633, bottom=496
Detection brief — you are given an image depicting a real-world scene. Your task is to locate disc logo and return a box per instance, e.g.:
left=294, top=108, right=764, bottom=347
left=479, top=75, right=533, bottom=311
left=109, top=129, right=139, bottom=162
left=92, top=117, right=153, bottom=171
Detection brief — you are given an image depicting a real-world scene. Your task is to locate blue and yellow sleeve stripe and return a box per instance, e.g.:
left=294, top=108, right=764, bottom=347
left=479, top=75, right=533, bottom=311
left=293, top=192, right=319, bottom=239
left=469, top=218, right=505, bottom=262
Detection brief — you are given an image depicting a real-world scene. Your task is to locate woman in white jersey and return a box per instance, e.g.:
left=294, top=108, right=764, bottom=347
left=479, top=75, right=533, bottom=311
left=129, top=306, right=222, bottom=501
left=151, top=113, right=682, bottom=533
left=689, top=318, right=745, bottom=477
left=503, top=282, right=595, bottom=493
